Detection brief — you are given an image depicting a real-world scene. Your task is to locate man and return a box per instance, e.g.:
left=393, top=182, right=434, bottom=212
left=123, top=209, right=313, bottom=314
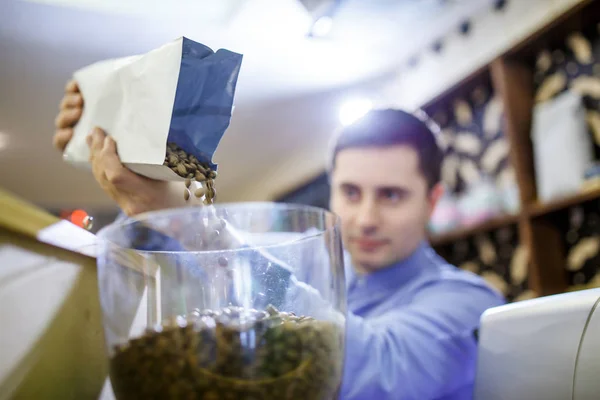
left=54, top=81, right=504, bottom=399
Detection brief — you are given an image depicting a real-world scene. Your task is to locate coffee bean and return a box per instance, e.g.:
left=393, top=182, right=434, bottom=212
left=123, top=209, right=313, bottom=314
left=194, top=187, right=205, bottom=198
left=204, top=180, right=216, bottom=205
left=184, top=188, right=190, bottom=201
left=195, top=171, right=207, bottom=182
left=197, top=163, right=207, bottom=173
left=185, top=178, right=191, bottom=188
left=286, top=349, right=299, bottom=361
left=206, top=184, right=216, bottom=203
left=177, top=164, right=187, bottom=176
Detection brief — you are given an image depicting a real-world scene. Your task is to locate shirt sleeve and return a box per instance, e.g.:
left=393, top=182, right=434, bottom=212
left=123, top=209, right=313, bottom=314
left=340, top=280, right=505, bottom=400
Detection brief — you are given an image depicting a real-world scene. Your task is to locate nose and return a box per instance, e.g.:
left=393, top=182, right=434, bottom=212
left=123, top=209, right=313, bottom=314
left=356, top=198, right=379, bottom=233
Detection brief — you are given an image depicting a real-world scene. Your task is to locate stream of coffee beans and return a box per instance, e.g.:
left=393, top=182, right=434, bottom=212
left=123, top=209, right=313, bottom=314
left=163, top=142, right=217, bottom=205
left=109, top=305, right=343, bottom=400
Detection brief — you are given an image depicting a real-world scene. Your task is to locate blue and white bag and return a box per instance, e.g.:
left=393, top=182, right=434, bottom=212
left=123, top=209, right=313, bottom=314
left=63, top=37, right=243, bottom=181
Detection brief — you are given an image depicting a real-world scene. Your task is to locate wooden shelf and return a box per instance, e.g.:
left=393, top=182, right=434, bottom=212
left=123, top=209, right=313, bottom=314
left=527, top=187, right=600, bottom=218
left=429, top=213, right=521, bottom=247
left=504, top=0, right=599, bottom=61
left=424, top=1, right=600, bottom=297
left=429, top=186, right=600, bottom=246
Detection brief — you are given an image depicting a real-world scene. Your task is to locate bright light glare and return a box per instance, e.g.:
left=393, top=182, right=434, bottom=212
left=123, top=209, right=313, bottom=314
left=339, top=98, right=373, bottom=126
left=311, top=16, right=333, bottom=37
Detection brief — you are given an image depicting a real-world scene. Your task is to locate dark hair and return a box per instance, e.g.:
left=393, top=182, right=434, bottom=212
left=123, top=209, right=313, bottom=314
left=328, top=108, right=443, bottom=189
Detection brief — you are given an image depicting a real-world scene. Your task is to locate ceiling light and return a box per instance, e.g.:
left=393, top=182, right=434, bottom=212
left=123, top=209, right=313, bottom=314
left=339, top=98, right=373, bottom=126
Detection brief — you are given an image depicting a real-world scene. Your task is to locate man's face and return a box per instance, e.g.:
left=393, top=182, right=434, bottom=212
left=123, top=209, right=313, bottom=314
left=330, top=145, right=441, bottom=274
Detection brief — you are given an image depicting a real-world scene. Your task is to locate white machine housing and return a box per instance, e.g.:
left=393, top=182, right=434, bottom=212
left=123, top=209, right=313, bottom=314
left=474, top=288, right=600, bottom=400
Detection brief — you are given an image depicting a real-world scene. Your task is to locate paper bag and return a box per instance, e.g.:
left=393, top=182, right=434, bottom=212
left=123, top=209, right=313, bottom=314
left=63, top=37, right=243, bottom=181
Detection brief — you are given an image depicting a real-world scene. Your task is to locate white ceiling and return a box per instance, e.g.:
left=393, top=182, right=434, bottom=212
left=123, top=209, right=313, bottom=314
left=0, top=0, right=487, bottom=212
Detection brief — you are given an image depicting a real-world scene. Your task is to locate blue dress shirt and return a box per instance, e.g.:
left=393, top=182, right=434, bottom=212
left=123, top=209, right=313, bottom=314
left=340, top=241, right=505, bottom=399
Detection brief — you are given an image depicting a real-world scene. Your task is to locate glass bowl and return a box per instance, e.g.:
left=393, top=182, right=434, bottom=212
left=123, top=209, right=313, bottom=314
left=96, top=202, right=347, bottom=399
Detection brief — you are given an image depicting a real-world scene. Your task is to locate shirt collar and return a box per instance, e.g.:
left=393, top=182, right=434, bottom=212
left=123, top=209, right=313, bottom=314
left=345, top=240, right=435, bottom=291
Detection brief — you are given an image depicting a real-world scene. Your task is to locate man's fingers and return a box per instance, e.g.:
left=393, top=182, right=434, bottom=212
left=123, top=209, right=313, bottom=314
left=53, top=84, right=82, bottom=152
left=87, top=127, right=106, bottom=159
left=53, top=128, right=74, bottom=151
left=54, top=107, right=82, bottom=129
left=88, top=133, right=130, bottom=189
left=65, top=79, right=80, bottom=93
left=101, top=136, right=129, bottom=186
left=88, top=131, right=110, bottom=188
left=60, top=93, right=83, bottom=110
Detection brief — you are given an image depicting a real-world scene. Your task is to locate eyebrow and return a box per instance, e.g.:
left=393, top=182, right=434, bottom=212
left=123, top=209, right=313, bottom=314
left=337, top=182, right=411, bottom=194
left=377, top=186, right=410, bottom=195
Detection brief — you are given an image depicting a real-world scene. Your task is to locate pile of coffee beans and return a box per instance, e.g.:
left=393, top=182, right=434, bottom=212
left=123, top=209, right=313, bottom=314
left=109, top=305, right=343, bottom=400
left=163, top=142, right=217, bottom=205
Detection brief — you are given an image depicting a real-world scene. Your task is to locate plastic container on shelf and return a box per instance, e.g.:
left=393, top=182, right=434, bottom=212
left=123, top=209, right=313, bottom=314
left=457, top=176, right=504, bottom=227
left=96, top=203, right=347, bottom=400
left=531, top=90, right=594, bottom=202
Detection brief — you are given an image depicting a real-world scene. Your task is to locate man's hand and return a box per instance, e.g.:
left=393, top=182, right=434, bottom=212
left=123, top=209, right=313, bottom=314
left=53, top=79, right=201, bottom=216
left=87, top=127, right=182, bottom=216
left=53, top=80, right=83, bottom=151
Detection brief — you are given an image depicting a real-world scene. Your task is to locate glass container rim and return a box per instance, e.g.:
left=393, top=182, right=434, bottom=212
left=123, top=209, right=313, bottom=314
left=96, top=201, right=341, bottom=255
